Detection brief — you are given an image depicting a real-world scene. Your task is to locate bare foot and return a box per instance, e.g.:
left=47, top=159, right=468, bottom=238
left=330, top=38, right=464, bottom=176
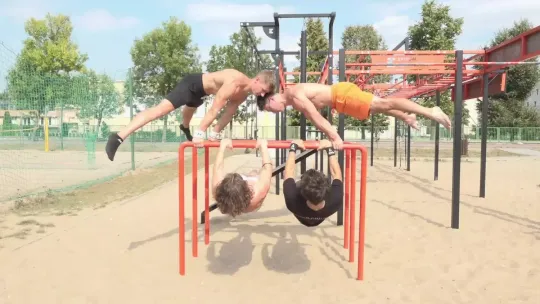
left=405, top=113, right=419, bottom=130
left=432, top=106, right=452, bottom=129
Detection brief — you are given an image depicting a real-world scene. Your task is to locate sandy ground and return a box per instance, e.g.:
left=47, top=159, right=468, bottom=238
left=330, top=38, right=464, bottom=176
left=0, top=150, right=182, bottom=201
left=0, top=153, right=539, bottom=303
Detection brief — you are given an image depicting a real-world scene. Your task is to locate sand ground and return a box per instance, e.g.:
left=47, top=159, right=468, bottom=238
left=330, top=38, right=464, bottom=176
left=0, top=153, right=539, bottom=303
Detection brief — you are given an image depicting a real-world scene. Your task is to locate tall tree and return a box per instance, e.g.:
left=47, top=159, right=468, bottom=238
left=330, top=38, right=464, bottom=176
left=341, top=25, right=391, bottom=138
left=77, top=71, right=122, bottom=134
left=6, top=13, right=88, bottom=139
left=288, top=18, right=329, bottom=126
left=476, top=19, right=540, bottom=128
left=130, top=17, right=202, bottom=142
left=407, top=0, right=469, bottom=127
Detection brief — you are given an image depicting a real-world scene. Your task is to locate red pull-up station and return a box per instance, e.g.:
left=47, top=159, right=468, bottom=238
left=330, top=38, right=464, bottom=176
left=178, top=140, right=369, bottom=280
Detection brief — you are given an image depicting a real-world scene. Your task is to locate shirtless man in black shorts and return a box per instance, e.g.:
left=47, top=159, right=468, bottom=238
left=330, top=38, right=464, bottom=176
left=283, top=139, right=343, bottom=227
left=105, top=69, right=275, bottom=160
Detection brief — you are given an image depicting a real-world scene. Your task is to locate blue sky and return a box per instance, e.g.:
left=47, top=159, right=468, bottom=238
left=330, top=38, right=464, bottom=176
left=1, top=0, right=539, bottom=88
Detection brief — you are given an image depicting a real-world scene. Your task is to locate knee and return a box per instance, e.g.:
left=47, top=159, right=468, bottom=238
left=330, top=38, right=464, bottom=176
left=371, top=98, right=393, bottom=113
left=149, top=100, right=174, bottom=118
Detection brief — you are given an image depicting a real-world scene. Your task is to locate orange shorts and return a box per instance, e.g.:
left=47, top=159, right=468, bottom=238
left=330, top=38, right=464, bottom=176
left=331, top=82, right=373, bottom=120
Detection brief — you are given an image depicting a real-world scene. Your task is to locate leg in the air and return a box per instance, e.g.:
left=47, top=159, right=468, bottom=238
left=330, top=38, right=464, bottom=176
left=180, top=105, right=197, bottom=141
left=106, top=99, right=175, bottom=161
left=385, top=109, right=418, bottom=130
left=370, top=96, right=451, bottom=129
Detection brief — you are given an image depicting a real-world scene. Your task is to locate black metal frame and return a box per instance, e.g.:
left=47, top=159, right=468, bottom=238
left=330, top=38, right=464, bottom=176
left=240, top=12, right=341, bottom=225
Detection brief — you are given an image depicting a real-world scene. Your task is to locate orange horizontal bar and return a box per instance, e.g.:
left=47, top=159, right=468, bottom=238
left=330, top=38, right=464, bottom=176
left=180, top=140, right=366, bottom=150
left=335, top=50, right=484, bottom=55
left=283, top=72, right=322, bottom=75
left=343, top=70, right=482, bottom=75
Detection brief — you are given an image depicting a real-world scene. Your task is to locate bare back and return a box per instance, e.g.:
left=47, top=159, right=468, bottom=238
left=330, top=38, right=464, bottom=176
left=285, top=83, right=333, bottom=109
left=202, top=69, right=251, bottom=101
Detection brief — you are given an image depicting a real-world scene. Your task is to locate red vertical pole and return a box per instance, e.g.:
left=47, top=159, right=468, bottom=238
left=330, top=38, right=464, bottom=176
left=358, top=148, right=368, bottom=280
left=192, top=147, right=198, bottom=257
left=179, top=145, right=185, bottom=275
left=344, top=149, right=350, bottom=249
left=349, top=149, right=356, bottom=262
left=204, top=147, right=210, bottom=245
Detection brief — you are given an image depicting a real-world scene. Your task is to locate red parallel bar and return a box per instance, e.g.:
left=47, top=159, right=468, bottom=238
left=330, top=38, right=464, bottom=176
left=344, top=150, right=350, bottom=249
left=346, top=62, right=539, bottom=67
left=344, top=70, right=482, bottom=75
left=358, top=148, right=368, bottom=280
left=190, top=140, right=366, bottom=150
left=349, top=149, right=357, bottom=263
left=338, top=50, right=484, bottom=55
left=284, top=71, right=322, bottom=75
left=204, top=147, right=210, bottom=245
left=178, top=145, right=186, bottom=275
left=192, top=146, right=198, bottom=257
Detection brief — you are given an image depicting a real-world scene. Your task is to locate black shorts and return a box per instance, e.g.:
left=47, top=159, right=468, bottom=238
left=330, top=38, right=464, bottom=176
left=165, top=73, right=207, bottom=109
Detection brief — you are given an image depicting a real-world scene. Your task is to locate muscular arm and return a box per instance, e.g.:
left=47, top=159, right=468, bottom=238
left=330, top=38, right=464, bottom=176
left=211, top=146, right=226, bottom=197
left=293, top=91, right=340, bottom=141
left=198, top=80, right=240, bottom=132
left=328, top=152, right=342, bottom=181
left=245, top=145, right=273, bottom=212
left=212, top=99, right=243, bottom=133
left=284, top=150, right=297, bottom=180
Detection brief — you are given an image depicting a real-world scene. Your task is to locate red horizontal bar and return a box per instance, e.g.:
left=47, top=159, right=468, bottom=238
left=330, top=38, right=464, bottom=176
left=343, top=70, right=482, bottom=75
left=337, top=50, right=484, bottom=55
left=284, top=72, right=322, bottom=75
left=180, top=140, right=366, bottom=150
left=346, top=61, right=540, bottom=67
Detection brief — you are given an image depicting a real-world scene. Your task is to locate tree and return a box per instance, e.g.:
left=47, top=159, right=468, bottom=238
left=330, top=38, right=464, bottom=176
left=341, top=25, right=391, bottom=138
left=6, top=13, right=88, bottom=140
left=288, top=18, right=329, bottom=127
left=20, top=13, right=88, bottom=74
left=2, top=111, right=13, bottom=130
left=77, top=71, right=122, bottom=134
left=476, top=19, right=540, bottom=128
left=407, top=0, right=469, bottom=127
left=130, top=17, right=202, bottom=142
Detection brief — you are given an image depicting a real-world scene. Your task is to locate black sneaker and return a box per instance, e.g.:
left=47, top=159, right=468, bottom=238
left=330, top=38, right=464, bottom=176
left=106, top=133, right=123, bottom=161
left=180, top=125, right=193, bottom=141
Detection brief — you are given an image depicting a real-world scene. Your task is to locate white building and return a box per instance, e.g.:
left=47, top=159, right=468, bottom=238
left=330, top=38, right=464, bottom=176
left=525, top=81, right=540, bottom=112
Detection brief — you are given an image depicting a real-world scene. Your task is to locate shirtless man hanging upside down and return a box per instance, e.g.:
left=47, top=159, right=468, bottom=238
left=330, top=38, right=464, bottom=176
left=257, top=82, right=452, bottom=149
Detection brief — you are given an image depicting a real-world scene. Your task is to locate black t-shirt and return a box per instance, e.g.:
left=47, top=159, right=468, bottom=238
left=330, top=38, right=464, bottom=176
left=283, top=178, right=344, bottom=227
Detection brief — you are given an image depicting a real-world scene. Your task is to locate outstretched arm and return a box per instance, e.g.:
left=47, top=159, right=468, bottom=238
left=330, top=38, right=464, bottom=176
left=252, top=141, right=273, bottom=204
left=318, top=139, right=342, bottom=181
left=293, top=92, right=341, bottom=143
left=197, top=81, right=240, bottom=133
left=284, top=139, right=306, bottom=180
left=211, top=140, right=231, bottom=197
left=212, top=99, right=243, bottom=133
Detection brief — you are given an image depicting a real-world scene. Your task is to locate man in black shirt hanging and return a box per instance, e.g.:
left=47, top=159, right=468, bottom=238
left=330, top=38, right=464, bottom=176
left=282, top=139, right=343, bottom=227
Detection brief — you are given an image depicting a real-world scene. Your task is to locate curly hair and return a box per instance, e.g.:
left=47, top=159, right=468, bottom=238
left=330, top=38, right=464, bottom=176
left=299, top=169, right=330, bottom=205
left=215, top=173, right=253, bottom=217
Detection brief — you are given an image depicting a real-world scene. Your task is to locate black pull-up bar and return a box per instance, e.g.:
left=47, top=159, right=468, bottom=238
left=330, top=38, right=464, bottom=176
left=275, top=13, right=336, bottom=19
left=200, top=149, right=318, bottom=224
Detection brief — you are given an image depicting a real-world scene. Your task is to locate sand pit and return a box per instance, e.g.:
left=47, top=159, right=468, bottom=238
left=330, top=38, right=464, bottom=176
left=0, top=153, right=539, bottom=303
left=0, top=149, right=183, bottom=201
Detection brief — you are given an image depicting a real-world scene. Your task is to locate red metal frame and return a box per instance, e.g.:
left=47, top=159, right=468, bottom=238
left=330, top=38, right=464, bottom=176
left=178, top=140, right=368, bottom=281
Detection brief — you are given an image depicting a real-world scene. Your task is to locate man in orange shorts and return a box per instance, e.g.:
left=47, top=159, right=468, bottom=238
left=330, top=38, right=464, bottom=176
left=257, top=82, right=451, bottom=149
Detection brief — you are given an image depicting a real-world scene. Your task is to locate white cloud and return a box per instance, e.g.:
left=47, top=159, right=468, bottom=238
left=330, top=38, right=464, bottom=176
left=0, top=0, right=50, bottom=21
left=373, top=15, right=414, bottom=48
left=74, top=9, right=140, bottom=32
left=443, top=0, right=540, bottom=49
left=185, top=2, right=294, bottom=23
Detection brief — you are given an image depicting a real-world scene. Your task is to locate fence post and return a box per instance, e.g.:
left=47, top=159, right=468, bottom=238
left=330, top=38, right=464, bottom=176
left=127, top=68, right=135, bottom=170
left=60, top=100, right=64, bottom=150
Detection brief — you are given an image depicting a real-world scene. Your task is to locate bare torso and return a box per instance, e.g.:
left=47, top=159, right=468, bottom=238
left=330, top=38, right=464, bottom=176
left=285, top=83, right=333, bottom=109
left=202, top=69, right=251, bottom=102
